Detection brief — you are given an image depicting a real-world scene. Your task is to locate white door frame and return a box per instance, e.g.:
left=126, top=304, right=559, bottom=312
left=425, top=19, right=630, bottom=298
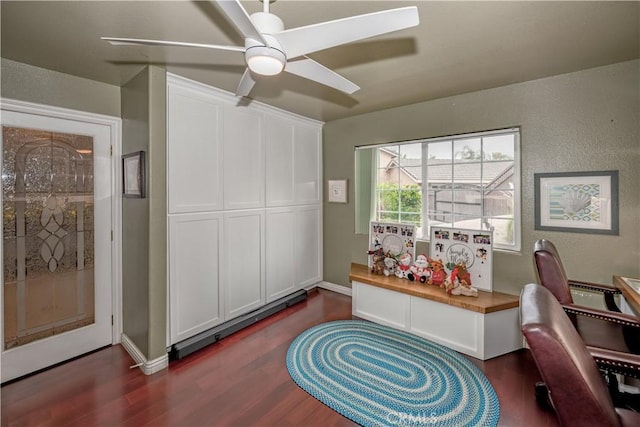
left=0, top=98, right=123, bottom=360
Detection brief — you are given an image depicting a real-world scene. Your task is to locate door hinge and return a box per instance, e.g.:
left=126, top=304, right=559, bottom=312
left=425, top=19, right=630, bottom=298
left=111, top=315, right=114, bottom=325
left=110, top=145, right=113, bottom=156
left=111, top=230, right=114, bottom=241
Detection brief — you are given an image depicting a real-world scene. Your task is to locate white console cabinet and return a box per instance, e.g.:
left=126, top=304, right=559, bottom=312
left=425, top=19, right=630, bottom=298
left=350, top=264, right=522, bottom=360
left=167, top=74, right=323, bottom=346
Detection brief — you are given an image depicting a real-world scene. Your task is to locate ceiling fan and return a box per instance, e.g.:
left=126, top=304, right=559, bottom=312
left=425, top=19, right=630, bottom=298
left=102, top=0, right=419, bottom=97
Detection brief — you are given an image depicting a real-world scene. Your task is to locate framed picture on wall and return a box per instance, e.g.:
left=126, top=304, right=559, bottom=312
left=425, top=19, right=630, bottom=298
left=327, top=179, right=348, bottom=203
left=534, top=170, right=618, bottom=235
left=123, top=151, right=145, bottom=198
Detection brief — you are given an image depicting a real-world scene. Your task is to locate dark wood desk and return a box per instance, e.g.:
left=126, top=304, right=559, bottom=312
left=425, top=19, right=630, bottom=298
left=613, top=275, right=640, bottom=315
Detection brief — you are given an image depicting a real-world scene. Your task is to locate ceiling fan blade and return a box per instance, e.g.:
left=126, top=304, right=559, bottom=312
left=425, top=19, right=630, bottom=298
left=214, top=0, right=269, bottom=46
left=101, top=37, right=245, bottom=52
left=285, top=57, right=359, bottom=94
left=275, top=6, right=419, bottom=59
left=236, top=68, right=257, bottom=97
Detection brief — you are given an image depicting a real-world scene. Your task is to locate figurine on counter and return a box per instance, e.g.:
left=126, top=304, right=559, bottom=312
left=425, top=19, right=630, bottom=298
left=383, top=256, right=398, bottom=277
left=427, top=258, right=448, bottom=287
left=367, top=248, right=386, bottom=275
left=395, top=252, right=413, bottom=280
left=446, top=263, right=478, bottom=297
left=410, top=254, right=431, bottom=283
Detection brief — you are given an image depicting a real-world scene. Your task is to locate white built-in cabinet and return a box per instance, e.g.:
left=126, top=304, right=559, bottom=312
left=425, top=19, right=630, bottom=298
left=167, top=84, right=223, bottom=213
left=265, top=116, right=321, bottom=206
left=223, top=210, right=265, bottom=318
left=168, top=212, right=223, bottom=344
left=265, top=205, right=322, bottom=302
left=223, top=108, right=264, bottom=210
left=294, top=205, right=322, bottom=287
left=167, top=74, right=323, bottom=346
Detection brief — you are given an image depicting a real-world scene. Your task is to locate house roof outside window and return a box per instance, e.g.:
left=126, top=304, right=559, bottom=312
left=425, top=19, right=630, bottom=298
left=379, top=148, right=513, bottom=189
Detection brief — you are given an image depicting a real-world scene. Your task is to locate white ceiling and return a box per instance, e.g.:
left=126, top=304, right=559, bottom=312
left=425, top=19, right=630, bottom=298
left=2, top=1, right=639, bottom=122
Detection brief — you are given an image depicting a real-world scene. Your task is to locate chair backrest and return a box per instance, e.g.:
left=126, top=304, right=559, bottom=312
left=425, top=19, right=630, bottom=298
left=520, top=283, right=620, bottom=427
left=533, top=239, right=574, bottom=305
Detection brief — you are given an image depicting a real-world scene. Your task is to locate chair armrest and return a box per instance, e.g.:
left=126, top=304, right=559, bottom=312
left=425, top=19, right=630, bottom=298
left=587, top=346, right=640, bottom=379
left=562, top=304, right=640, bottom=328
left=568, top=279, right=622, bottom=295
left=568, top=279, right=622, bottom=312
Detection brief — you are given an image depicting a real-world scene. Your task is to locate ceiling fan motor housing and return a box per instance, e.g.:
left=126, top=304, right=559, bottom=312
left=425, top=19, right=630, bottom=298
left=245, top=12, right=287, bottom=76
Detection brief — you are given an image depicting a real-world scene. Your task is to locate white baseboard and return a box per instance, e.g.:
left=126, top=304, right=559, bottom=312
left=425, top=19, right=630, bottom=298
left=120, top=333, right=168, bottom=375
left=308, top=281, right=352, bottom=297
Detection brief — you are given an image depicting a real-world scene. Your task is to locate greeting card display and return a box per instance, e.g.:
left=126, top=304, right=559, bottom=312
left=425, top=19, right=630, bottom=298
left=368, top=221, right=416, bottom=273
left=429, top=226, right=493, bottom=291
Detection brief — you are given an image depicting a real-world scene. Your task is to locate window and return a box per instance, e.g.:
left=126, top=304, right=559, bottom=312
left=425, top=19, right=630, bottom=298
left=358, top=128, right=520, bottom=251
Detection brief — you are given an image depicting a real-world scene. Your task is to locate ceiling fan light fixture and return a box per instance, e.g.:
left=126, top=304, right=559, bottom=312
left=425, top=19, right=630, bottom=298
left=246, top=46, right=286, bottom=76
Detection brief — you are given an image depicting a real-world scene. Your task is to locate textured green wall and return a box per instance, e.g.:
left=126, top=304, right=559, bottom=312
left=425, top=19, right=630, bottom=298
left=121, top=68, right=152, bottom=356
left=323, top=60, right=640, bottom=295
left=121, top=66, right=167, bottom=360
left=1, top=58, right=120, bottom=116
left=147, top=67, right=168, bottom=360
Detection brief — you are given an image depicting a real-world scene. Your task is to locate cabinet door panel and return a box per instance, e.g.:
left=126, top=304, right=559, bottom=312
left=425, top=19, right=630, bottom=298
left=295, top=205, right=322, bottom=287
left=224, top=210, right=265, bottom=318
left=168, top=85, right=222, bottom=213
left=294, top=125, right=321, bottom=204
left=266, top=209, right=296, bottom=302
left=223, top=108, right=264, bottom=209
left=169, top=213, right=222, bottom=344
left=265, top=116, right=295, bottom=206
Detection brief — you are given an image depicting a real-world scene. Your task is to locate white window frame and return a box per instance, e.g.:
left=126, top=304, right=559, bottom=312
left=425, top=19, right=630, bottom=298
left=364, top=128, right=521, bottom=252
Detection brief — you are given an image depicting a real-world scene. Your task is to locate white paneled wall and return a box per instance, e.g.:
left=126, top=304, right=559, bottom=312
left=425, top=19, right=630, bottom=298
left=167, top=74, right=323, bottom=345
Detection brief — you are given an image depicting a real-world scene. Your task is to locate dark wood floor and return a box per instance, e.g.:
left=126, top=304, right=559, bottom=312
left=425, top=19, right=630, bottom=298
left=2, top=288, right=559, bottom=426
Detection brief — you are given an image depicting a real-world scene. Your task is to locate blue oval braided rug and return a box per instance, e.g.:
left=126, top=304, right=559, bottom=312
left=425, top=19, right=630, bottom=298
left=286, top=320, right=499, bottom=427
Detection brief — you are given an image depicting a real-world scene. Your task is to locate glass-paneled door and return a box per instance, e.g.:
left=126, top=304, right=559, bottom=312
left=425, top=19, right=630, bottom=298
left=1, top=106, right=114, bottom=383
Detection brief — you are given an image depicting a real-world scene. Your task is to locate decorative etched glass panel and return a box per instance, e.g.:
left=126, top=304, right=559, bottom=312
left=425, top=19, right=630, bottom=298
left=2, top=126, right=95, bottom=350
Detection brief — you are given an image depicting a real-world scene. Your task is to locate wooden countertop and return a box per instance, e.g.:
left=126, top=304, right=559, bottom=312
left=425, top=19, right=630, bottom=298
left=349, top=263, right=520, bottom=314
left=613, top=275, right=640, bottom=314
